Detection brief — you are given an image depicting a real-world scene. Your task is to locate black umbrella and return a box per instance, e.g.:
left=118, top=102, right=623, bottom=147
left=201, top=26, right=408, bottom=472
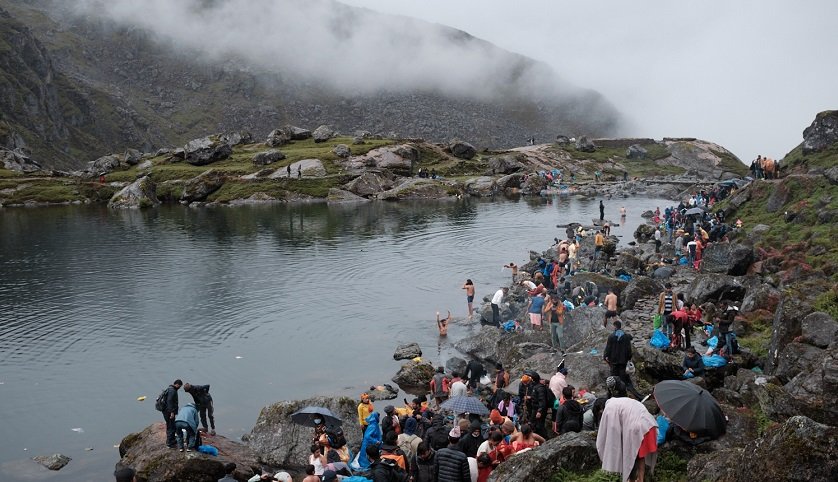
left=653, top=380, right=726, bottom=438
left=290, top=406, right=343, bottom=428
left=440, top=396, right=490, bottom=416
left=684, top=207, right=705, bottom=216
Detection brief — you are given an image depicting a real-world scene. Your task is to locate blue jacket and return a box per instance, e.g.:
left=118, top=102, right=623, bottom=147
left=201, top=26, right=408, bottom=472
left=175, top=403, right=199, bottom=432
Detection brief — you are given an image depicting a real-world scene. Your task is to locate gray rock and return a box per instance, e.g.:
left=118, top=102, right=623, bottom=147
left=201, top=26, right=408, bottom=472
left=633, top=224, right=656, bottom=242
left=326, top=188, right=368, bottom=203
left=378, top=179, right=452, bottom=201
left=487, top=154, right=524, bottom=174
left=266, top=129, right=291, bottom=147
left=123, top=148, right=143, bottom=166
left=339, top=144, right=417, bottom=175
left=701, top=242, right=754, bottom=276
left=181, top=170, right=224, bottom=203
left=394, top=342, right=423, bottom=360
left=749, top=224, right=771, bottom=239
left=286, top=159, right=326, bottom=178
left=351, top=136, right=365, bottom=145
left=464, top=176, right=497, bottom=197
left=108, top=176, right=160, bottom=209
left=392, top=360, right=436, bottom=392
left=685, top=274, right=745, bottom=305
left=32, top=454, right=71, bottom=471
left=449, top=140, right=477, bottom=160
left=496, top=173, right=523, bottom=191
left=343, top=170, right=398, bottom=197
left=87, top=154, right=121, bottom=175
left=220, top=130, right=253, bottom=147
left=740, top=282, right=781, bottom=313
left=252, top=149, right=286, bottom=166
left=487, top=432, right=600, bottom=482
left=802, top=110, right=838, bottom=154
left=445, top=357, right=467, bottom=376
left=620, top=277, right=663, bottom=310
left=801, top=312, right=838, bottom=349
left=312, top=125, right=336, bottom=143
left=575, top=136, right=596, bottom=153
left=640, top=210, right=655, bottom=218
left=824, top=166, right=838, bottom=184
left=626, top=144, right=648, bottom=159
left=245, top=396, right=360, bottom=471
left=172, top=148, right=185, bottom=159
left=241, top=168, right=275, bottom=180
left=332, top=144, right=351, bottom=158
left=765, top=180, right=790, bottom=212
left=354, top=130, right=373, bottom=139
left=766, top=296, right=811, bottom=374
left=775, top=341, right=824, bottom=385
left=1, top=148, right=42, bottom=173
left=183, top=136, right=232, bottom=166
left=280, top=125, right=311, bottom=140
left=555, top=135, right=571, bottom=145
left=652, top=266, right=675, bottom=279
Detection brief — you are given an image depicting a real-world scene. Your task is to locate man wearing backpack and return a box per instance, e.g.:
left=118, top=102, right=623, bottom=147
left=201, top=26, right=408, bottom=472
left=183, top=383, right=215, bottom=435
left=161, top=379, right=182, bottom=449
left=367, top=444, right=408, bottom=482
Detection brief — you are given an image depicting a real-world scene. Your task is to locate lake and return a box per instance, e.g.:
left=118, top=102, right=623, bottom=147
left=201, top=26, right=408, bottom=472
left=0, top=195, right=666, bottom=481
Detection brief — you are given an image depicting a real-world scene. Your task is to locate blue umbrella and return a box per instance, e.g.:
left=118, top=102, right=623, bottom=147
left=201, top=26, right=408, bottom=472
left=440, top=396, right=489, bottom=415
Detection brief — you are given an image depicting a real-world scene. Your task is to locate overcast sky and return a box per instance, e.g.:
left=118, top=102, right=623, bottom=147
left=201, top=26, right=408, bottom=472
left=342, top=0, right=838, bottom=162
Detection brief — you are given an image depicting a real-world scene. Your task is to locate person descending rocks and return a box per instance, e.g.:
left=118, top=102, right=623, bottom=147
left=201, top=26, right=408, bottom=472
left=183, top=382, right=215, bottom=435
left=604, top=320, right=642, bottom=399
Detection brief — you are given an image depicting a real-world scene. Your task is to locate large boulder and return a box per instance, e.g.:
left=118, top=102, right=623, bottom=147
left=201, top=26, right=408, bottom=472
left=123, top=148, right=143, bottom=166
left=119, top=422, right=260, bottom=482
left=464, top=176, right=497, bottom=197
left=801, top=312, right=838, bottom=349
left=244, top=396, right=360, bottom=471
left=32, top=454, right=71, bottom=471
left=496, top=173, right=524, bottom=192
left=766, top=296, right=811, bottom=374
left=326, top=188, right=368, bottom=203
left=575, top=136, right=596, bottom=153
left=701, top=242, right=755, bottom=276
left=802, top=110, right=838, bottom=154
left=181, top=170, right=225, bottom=203
left=445, top=357, right=467, bottom=376
left=487, top=154, right=524, bottom=174
left=183, top=136, right=233, bottom=166
left=339, top=144, right=417, bottom=175
left=1, top=148, right=42, bottom=173
left=392, top=360, right=436, bottom=392
left=687, top=416, right=838, bottom=481
left=332, top=144, right=351, bottom=158
left=367, top=384, right=399, bottom=401
left=633, top=224, right=656, bottom=243
left=252, top=149, right=286, bottom=166
left=378, top=179, right=452, bottom=200
left=685, top=274, right=746, bottom=305
left=87, top=154, right=121, bottom=175
left=487, top=432, right=600, bottom=482
left=108, top=176, right=160, bottom=209
left=570, top=273, right=628, bottom=300
left=220, top=130, right=253, bottom=147
left=449, top=140, right=477, bottom=160
left=266, top=129, right=291, bottom=147
left=312, top=125, right=336, bottom=143
left=626, top=144, right=648, bottom=159
left=282, top=125, right=312, bottom=140
left=289, top=159, right=326, bottom=178
left=343, top=170, right=398, bottom=197
left=620, top=277, right=664, bottom=310
left=394, top=343, right=422, bottom=360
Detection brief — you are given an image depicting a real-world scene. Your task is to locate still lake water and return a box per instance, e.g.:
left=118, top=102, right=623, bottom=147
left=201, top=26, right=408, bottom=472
left=0, top=195, right=666, bottom=480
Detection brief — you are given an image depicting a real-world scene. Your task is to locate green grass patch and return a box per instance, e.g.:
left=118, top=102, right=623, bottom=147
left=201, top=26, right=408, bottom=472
left=781, top=142, right=838, bottom=173
left=0, top=168, right=22, bottom=178
left=205, top=176, right=352, bottom=202
left=738, top=316, right=772, bottom=358
left=551, top=452, right=687, bottom=482
left=813, top=288, right=838, bottom=319
left=0, top=179, right=83, bottom=204
left=709, top=148, right=749, bottom=176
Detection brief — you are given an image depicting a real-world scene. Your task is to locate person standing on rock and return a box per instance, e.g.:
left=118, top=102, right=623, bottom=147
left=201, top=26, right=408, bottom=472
left=544, top=295, right=566, bottom=353
left=449, top=372, right=468, bottom=398
left=654, top=227, right=662, bottom=253
left=603, top=321, right=642, bottom=399
left=183, top=383, right=215, bottom=435
left=162, top=379, right=182, bottom=449
left=286, top=164, right=291, bottom=178
left=600, top=200, right=605, bottom=221
left=462, top=280, right=475, bottom=318
left=549, top=363, right=569, bottom=405
left=464, top=359, right=485, bottom=392
left=297, top=164, right=302, bottom=178
left=604, top=289, right=619, bottom=328
left=358, top=393, right=375, bottom=433
left=490, top=287, right=508, bottom=327
left=526, top=292, right=546, bottom=331
left=658, top=283, right=676, bottom=338
left=430, top=367, right=450, bottom=407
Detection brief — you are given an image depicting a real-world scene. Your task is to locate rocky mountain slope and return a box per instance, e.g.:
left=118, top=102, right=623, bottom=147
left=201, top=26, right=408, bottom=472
left=0, top=0, right=621, bottom=170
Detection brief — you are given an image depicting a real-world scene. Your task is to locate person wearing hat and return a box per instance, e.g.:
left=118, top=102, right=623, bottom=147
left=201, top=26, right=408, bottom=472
left=358, top=393, right=374, bottom=433
left=367, top=444, right=408, bottom=482
left=397, top=417, right=422, bottom=461
left=381, top=405, right=400, bottom=439
left=457, top=420, right=485, bottom=458
left=434, top=426, right=471, bottom=482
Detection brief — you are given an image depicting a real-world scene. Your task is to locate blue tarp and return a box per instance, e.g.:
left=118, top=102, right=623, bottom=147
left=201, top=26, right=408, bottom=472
left=563, top=300, right=575, bottom=311
left=197, top=445, right=217, bottom=456
left=656, top=416, right=670, bottom=445
left=650, top=329, right=670, bottom=349
left=707, top=336, right=718, bottom=348
left=702, top=354, right=728, bottom=368
left=351, top=412, right=381, bottom=470
left=618, top=274, right=632, bottom=282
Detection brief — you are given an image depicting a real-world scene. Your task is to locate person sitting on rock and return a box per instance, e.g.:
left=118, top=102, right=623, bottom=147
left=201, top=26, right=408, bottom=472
left=682, top=347, right=705, bottom=378
left=509, top=423, right=544, bottom=453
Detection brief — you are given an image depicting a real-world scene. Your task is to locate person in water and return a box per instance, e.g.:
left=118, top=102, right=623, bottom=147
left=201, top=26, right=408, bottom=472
left=437, top=310, right=451, bottom=336
left=503, top=262, right=518, bottom=282
left=462, top=279, right=476, bottom=318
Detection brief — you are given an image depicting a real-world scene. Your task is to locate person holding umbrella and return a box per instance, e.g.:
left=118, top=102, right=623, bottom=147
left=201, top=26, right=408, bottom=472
left=653, top=380, right=726, bottom=445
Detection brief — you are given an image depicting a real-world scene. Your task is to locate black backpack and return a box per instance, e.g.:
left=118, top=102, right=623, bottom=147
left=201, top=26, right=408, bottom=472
left=326, top=427, right=347, bottom=449
left=378, top=458, right=408, bottom=482
left=154, top=387, right=169, bottom=412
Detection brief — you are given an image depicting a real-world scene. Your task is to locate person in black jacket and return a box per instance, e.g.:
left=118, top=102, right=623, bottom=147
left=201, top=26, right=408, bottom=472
left=426, top=413, right=451, bottom=451
left=530, top=379, right=549, bottom=438
left=682, top=347, right=705, bottom=377
left=457, top=420, right=484, bottom=458
left=464, top=359, right=485, bottom=391
left=367, top=444, right=407, bottom=482
left=603, top=321, right=642, bottom=399
left=162, top=379, right=182, bottom=448
left=434, top=427, right=470, bottom=482
left=183, top=383, right=215, bottom=435
left=556, top=386, right=583, bottom=434
left=411, top=442, right=436, bottom=482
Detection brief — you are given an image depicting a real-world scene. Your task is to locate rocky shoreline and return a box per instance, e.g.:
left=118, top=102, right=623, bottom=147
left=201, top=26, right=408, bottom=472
left=112, top=191, right=837, bottom=481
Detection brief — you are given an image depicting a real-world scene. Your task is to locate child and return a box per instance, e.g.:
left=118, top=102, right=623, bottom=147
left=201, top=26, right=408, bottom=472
left=308, top=444, right=324, bottom=476
left=302, top=464, right=319, bottom=482
left=437, top=310, right=451, bottom=336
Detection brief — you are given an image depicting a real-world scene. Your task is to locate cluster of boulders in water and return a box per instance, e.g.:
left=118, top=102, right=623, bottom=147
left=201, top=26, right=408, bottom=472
left=111, top=210, right=837, bottom=481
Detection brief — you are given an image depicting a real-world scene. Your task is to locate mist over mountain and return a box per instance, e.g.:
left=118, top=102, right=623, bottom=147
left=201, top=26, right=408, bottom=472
left=0, top=0, right=621, bottom=169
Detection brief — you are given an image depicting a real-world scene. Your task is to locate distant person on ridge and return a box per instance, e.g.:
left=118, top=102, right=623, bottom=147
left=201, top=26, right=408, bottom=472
left=286, top=164, right=291, bottom=177
left=183, top=383, right=215, bottom=435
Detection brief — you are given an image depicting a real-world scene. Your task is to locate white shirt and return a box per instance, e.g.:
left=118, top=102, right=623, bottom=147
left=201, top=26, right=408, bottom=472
left=549, top=372, right=568, bottom=402
left=309, top=454, right=324, bottom=476
left=491, top=289, right=504, bottom=305
left=450, top=380, right=468, bottom=398
left=476, top=439, right=491, bottom=456
left=522, top=280, right=536, bottom=290
left=654, top=229, right=661, bottom=241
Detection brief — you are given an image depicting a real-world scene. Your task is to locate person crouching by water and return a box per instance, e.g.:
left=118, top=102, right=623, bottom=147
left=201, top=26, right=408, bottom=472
left=490, top=287, right=508, bottom=327
left=183, top=382, right=215, bottom=435
left=174, top=402, right=200, bottom=452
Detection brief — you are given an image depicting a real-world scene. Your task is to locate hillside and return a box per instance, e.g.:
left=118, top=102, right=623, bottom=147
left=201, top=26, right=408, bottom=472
left=0, top=0, right=621, bottom=170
